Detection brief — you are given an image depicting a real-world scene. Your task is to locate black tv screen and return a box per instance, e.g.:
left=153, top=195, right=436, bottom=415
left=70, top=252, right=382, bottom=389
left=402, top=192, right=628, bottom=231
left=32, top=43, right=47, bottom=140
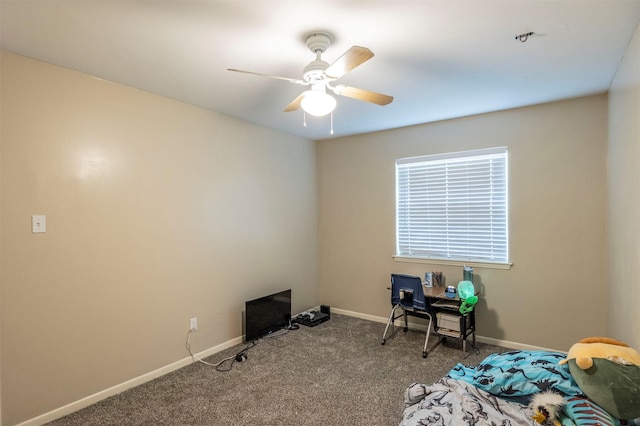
left=245, top=289, right=291, bottom=342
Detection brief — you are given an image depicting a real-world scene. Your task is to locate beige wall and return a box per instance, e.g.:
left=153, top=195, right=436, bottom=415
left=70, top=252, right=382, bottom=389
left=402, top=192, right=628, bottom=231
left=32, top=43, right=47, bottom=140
left=608, top=23, right=640, bottom=350
left=0, top=51, right=318, bottom=425
left=318, top=95, right=608, bottom=352
left=0, top=50, right=3, bottom=425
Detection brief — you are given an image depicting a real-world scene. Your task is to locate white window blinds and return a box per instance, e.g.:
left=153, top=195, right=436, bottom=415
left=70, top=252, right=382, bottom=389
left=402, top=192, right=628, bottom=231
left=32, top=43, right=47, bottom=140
left=396, top=147, right=508, bottom=263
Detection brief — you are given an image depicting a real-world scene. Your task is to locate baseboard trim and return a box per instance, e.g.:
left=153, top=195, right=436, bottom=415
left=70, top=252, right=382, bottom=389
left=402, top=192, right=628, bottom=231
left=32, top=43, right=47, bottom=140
left=331, top=307, right=564, bottom=353
left=19, top=309, right=560, bottom=425
left=17, top=336, right=243, bottom=426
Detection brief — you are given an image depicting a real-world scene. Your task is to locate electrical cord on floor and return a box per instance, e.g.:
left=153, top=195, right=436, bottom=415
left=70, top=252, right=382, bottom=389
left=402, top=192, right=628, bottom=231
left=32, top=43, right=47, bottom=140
left=287, top=317, right=300, bottom=331
left=185, top=323, right=297, bottom=372
left=262, top=327, right=291, bottom=338
left=185, top=330, right=257, bottom=372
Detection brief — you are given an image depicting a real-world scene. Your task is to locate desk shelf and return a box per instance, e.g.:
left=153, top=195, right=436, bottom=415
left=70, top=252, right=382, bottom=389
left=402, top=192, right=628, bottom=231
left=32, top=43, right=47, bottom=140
left=430, top=298, right=476, bottom=352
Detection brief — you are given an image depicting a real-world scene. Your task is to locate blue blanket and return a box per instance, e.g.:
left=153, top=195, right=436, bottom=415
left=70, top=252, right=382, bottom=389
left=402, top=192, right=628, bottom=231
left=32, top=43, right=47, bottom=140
left=401, top=350, right=620, bottom=426
left=447, top=350, right=585, bottom=400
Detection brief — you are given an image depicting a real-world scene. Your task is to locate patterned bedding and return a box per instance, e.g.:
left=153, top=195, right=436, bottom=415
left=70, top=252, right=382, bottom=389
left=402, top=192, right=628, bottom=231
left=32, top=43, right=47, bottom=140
left=400, top=350, right=621, bottom=426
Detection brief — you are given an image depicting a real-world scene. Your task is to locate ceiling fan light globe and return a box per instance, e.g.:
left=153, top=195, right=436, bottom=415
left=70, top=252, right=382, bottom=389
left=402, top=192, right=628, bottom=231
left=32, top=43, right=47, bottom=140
left=301, top=91, right=336, bottom=116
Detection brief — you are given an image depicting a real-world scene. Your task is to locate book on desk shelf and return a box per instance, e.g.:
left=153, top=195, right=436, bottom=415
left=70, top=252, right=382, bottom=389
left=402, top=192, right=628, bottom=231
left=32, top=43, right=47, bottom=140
left=432, top=300, right=459, bottom=310
left=437, top=328, right=461, bottom=338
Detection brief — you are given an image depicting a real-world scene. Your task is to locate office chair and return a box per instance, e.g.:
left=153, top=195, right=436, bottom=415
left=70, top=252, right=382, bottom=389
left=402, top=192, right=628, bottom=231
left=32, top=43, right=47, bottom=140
left=381, top=274, right=433, bottom=358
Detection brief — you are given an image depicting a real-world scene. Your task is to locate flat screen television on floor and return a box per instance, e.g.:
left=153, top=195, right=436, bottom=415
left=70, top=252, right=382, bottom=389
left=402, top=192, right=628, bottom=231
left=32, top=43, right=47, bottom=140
left=245, top=289, right=291, bottom=342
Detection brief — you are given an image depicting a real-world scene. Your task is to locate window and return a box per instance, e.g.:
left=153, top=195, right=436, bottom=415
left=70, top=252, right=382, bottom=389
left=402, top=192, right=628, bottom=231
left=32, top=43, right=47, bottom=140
left=395, top=147, right=509, bottom=265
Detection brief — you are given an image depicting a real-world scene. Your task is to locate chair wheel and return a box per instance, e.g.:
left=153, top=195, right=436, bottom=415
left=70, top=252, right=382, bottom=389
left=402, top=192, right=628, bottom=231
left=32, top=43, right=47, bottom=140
left=422, top=351, right=427, bottom=358
left=403, top=327, right=408, bottom=332
left=381, top=339, right=386, bottom=345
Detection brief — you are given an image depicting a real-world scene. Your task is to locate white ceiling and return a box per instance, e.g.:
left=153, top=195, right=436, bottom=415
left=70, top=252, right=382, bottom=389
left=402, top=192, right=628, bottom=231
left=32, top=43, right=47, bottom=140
left=2, top=1, right=639, bottom=140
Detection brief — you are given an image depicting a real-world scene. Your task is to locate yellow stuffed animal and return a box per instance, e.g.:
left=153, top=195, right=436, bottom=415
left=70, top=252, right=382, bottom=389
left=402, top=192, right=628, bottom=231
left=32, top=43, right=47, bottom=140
left=559, top=336, right=640, bottom=369
left=560, top=337, right=640, bottom=420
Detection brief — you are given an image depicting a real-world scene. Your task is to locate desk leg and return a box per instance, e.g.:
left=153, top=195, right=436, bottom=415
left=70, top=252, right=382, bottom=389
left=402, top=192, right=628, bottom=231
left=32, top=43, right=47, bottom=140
left=462, top=315, right=467, bottom=353
left=471, top=310, right=476, bottom=348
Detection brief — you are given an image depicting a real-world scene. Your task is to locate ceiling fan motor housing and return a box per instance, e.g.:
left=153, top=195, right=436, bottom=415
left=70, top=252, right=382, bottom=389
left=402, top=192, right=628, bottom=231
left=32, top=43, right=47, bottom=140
left=303, top=33, right=333, bottom=83
left=303, top=60, right=329, bottom=82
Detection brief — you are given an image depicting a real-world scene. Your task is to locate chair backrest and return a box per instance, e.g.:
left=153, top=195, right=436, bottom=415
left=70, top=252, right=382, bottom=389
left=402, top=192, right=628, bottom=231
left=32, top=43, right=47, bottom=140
left=390, top=274, right=427, bottom=311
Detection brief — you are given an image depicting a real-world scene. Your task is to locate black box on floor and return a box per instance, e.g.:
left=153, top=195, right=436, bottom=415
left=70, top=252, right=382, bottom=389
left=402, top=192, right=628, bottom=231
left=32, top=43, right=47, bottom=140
left=295, top=311, right=329, bottom=327
left=320, top=305, right=330, bottom=318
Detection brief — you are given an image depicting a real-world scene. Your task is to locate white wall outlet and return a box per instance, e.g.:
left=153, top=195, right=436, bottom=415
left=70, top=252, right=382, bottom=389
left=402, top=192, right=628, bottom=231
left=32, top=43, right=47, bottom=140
left=189, top=317, right=198, bottom=331
left=32, top=215, right=46, bottom=233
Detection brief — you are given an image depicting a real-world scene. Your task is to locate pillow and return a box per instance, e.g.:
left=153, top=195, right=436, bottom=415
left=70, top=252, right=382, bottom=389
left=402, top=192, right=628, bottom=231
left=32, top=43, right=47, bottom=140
left=568, top=358, right=640, bottom=420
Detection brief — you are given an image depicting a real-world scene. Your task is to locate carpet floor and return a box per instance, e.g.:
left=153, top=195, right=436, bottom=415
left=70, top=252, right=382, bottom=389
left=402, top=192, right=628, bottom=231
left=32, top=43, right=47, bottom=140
left=47, top=314, right=507, bottom=425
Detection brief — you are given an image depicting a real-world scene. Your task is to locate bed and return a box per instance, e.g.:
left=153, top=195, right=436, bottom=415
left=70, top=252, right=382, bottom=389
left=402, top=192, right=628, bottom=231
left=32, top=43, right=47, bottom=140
left=399, top=350, right=623, bottom=426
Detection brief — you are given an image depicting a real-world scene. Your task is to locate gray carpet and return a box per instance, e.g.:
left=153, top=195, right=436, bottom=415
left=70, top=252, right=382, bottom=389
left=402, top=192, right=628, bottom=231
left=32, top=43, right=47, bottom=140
left=47, top=314, right=507, bottom=425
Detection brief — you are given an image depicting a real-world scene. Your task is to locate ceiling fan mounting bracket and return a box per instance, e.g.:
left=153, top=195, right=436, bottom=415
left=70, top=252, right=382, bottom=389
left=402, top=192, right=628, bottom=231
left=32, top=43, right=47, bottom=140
left=305, top=32, right=332, bottom=54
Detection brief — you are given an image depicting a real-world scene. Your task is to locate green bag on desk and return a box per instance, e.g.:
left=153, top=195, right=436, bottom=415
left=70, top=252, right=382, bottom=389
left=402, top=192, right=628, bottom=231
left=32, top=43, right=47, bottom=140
left=458, top=281, right=475, bottom=299
left=457, top=281, right=477, bottom=315
left=459, top=295, right=478, bottom=315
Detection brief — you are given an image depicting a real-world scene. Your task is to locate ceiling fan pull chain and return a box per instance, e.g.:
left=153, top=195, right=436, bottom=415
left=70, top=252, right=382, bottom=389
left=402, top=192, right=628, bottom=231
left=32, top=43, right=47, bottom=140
left=303, top=111, right=307, bottom=127
left=330, top=111, right=334, bottom=135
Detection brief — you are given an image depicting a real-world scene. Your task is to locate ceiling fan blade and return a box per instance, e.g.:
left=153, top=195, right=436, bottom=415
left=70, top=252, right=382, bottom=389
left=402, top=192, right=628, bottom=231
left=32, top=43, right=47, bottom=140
left=227, top=68, right=305, bottom=85
left=332, top=85, right=393, bottom=106
left=284, top=93, right=305, bottom=112
left=324, top=46, right=374, bottom=79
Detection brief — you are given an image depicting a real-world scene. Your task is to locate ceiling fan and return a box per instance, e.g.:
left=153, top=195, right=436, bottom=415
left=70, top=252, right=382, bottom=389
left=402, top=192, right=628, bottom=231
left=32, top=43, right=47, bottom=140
left=227, top=32, right=393, bottom=117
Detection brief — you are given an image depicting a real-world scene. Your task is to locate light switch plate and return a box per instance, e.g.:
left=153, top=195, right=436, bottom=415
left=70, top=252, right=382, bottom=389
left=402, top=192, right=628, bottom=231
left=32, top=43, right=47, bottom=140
left=32, top=215, right=46, bottom=233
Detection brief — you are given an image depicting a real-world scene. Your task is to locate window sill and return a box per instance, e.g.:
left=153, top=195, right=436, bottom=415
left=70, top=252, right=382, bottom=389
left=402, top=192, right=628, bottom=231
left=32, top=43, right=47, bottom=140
left=393, top=256, right=512, bottom=270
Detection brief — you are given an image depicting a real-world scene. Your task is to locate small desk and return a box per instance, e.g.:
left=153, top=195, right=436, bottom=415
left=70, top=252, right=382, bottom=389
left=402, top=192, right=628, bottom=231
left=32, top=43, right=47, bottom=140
left=422, top=285, right=476, bottom=352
